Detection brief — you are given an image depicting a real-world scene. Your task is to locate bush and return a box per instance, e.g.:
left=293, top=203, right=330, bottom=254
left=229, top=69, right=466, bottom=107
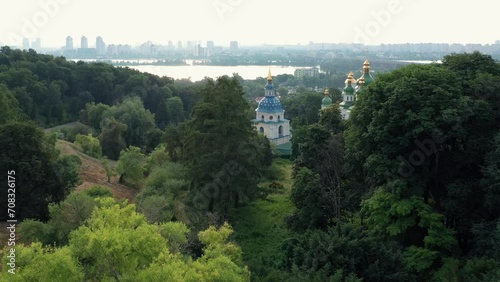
left=269, top=182, right=285, bottom=190
left=83, top=186, right=114, bottom=198
left=19, top=192, right=97, bottom=246
left=137, top=194, right=174, bottom=223
left=19, top=219, right=50, bottom=244
left=59, top=124, right=93, bottom=142
left=74, top=133, right=102, bottom=158
left=262, top=162, right=287, bottom=181
left=56, top=155, right=82, bottom=190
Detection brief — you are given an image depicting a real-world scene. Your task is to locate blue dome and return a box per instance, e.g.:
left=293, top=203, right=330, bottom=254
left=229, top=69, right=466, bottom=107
left=257, top=96, right=284, bottom=113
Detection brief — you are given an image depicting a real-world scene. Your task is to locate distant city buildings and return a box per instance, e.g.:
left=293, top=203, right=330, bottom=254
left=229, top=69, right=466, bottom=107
left=22, top=38, right=30, bottom=50
left=294, top=67, right=319, bottom=79
left=96, top=36, right=106, bottom=55
left=31, top=38, right=41, bottom=51
left=81, top=36, right=88, bottom=49
left=65, top=36, right=73, bottom=50
left=230, top=41, right=239, bottom=51
left=207, top=41, right=215, bottom=50
left=22, top=37, right=42, bottom=51
left=186, top=41, right=196, bottom=51
left=206, top=40, right=215, bottom=56
left=194, top=44, right=206, bottom=57
left=28, top=37, right=500, bottom=60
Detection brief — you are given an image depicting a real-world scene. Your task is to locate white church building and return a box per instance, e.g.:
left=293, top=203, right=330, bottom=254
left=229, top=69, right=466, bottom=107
left=252, top=70, right=291, bottom=145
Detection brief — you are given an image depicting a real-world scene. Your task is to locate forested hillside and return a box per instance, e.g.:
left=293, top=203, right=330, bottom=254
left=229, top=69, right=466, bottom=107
left=1, top=48, right=500, bottom=281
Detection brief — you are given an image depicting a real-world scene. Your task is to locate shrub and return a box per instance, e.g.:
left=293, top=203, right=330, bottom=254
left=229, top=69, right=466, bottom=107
left=74, top=133, right=102, bottom=158
left=83, top=186, right=114, bottom=198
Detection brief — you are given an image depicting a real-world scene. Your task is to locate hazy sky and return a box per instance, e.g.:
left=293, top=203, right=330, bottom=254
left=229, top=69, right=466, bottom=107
left=1, top=0, right=497, bottom=48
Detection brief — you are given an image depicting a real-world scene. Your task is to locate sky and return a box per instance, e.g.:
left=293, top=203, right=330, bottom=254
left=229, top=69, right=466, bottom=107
left=0, top=0, right=498, bottom=48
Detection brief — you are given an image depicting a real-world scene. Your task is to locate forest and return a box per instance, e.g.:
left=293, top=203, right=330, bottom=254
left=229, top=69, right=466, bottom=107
left=1, top=47, right=500, bottom=281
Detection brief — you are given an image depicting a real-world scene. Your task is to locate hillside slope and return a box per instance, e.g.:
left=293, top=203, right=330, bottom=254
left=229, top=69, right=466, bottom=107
left=56, top=139, right=137, bottom=202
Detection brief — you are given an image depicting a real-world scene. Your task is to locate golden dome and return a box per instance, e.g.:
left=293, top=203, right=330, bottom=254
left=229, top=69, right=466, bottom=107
left=324, top=88, right=329, bottom=96
left=267, top=67, right=272, bottom=81
left=345, top=72, right=356, bottom=85
left=363, top=58, right=371, bottom=73
left=358, top=77, right=365, bottom=86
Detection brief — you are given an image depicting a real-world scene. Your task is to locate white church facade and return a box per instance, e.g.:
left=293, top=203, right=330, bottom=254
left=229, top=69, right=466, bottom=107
left=252, top=70, right=291, bottom=145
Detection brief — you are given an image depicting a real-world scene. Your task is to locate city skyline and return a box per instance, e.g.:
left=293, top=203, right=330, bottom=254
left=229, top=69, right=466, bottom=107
left=1, top=0, right=498, bottom=48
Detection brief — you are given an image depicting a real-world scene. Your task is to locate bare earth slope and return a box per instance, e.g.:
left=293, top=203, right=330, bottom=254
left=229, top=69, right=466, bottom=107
left=55, top=139, right=137, bottom=203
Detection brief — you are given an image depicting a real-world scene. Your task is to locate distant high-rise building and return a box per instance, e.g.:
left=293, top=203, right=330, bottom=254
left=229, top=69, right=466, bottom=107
left=22, top=38, right=30, bottom=50
left=194, top=44, right=206, bottom=57
left=107, top=44, right=118, bottom=56
left=294, top=67, right=319, bottom=79
left=96, top=36, right=106, bottom=55
left=66, top=36, right=74, bottom=49
left=187, top=41, right=195, bottom=50
left=168, top=40, right=174, bottom=48
left=32, top=38, right=41, bottom=51
left=177, top=40, right=183, bottom=49
left=230, top=41, right=239, bottom=51
left=206, top=40, right=215, bottom=56
left=81, top=36, right=88, bottom=49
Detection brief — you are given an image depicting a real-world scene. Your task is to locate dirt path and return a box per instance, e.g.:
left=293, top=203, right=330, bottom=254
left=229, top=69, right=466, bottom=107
left=56, top=140, right=137, bottom=203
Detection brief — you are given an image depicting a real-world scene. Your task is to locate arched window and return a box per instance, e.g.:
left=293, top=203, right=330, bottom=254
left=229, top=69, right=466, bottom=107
left=259, top=127, right=264, bottom=133
left=269, top=116, right=273, bottom=120
left=278, top=125, right=283, bottom=137
left=278, top=115, right=281, bottom=121
left=261, top=115, right=264, bottom=120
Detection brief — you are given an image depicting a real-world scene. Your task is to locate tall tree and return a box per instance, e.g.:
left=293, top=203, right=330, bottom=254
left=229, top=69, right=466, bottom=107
left=179, top=76, right=268, bottom=220
left=0, top=122, right=68, bottom=221
left=117, top=146, right=145, bottom=185
left=0, top=83, right=24, bottom=123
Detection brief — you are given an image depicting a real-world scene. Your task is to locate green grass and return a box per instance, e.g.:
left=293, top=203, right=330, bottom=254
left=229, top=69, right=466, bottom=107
left=229, top=159, right=296, bottom=281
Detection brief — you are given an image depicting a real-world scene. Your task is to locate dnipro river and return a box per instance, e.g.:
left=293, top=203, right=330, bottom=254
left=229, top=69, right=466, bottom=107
left=130, top=64, right=304, bottom=81
left=72, top=58, right=436, bottom=81
left=70, top=59, right=314, bottom=81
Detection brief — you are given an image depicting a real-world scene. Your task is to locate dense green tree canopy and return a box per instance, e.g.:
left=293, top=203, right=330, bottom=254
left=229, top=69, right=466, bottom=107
left=0, top=83, right=25, bottom=123
left=0, top=122, right=69, bottom=221
left=3, top=198, right=250, bottom=281
left=343, top=54, right=500, bottom=278
left=166, top=76, right=271, bottom=223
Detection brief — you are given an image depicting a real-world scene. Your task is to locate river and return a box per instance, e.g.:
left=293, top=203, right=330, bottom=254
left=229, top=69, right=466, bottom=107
left=130, top=64, right=305, bottom=81
left=70, top=59, right=311, bottom=81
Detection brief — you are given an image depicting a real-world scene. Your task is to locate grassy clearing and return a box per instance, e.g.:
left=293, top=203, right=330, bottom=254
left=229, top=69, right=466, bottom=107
left=230, top=158, right=296, bottom=281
